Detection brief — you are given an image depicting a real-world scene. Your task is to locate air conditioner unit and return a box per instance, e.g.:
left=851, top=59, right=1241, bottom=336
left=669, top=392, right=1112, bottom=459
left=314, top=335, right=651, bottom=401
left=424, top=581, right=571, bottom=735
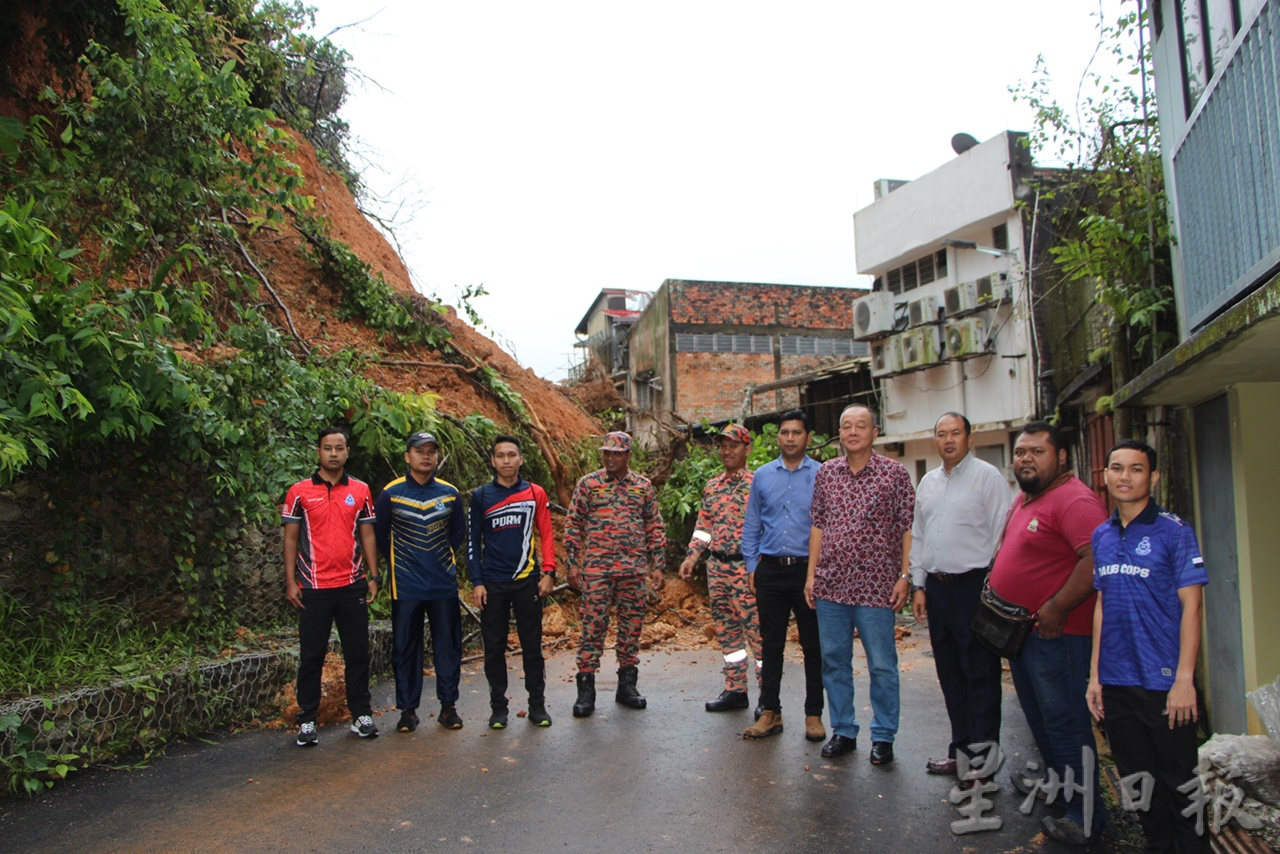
left=973, top=271, right=1010, bottom=306
left=899, top=327, right=942, bottom=371
left=869, top=337, right=900, bottom=377
left=945, top=316, right=989, bottom=359
left=852, top=292, right=896, bottom=340
left=943, top=281, right=978, bottom=316
left=908, top=295, right=941, bottom=327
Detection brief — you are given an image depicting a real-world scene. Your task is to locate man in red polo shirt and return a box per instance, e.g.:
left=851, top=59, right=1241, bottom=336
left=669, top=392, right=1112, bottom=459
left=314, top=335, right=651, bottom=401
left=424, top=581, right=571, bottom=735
left=989, top=421, right=1108, bottom=845
left=282, top=426, right=380, bottom=747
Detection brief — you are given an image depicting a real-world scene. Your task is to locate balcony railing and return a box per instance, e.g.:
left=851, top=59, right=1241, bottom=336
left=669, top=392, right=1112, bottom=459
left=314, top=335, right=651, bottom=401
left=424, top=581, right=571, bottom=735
left=1172, top=0, right=1280, bottom=329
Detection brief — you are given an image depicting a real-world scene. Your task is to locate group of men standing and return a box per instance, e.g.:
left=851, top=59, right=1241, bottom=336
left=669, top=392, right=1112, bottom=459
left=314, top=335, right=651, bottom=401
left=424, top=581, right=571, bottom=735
left=282, top=428, right=557, bottom=742
left=680, top=408, right=1207, bottom=851
left=282, top=408, right=1208, bottom=852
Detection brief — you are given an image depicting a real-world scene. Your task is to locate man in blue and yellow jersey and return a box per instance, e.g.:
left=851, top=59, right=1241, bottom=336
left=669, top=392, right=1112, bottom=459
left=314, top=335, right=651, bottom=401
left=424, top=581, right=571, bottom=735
left=375, top=431, right=468, bottom=733
left=469, top=435, right=557, bottom=730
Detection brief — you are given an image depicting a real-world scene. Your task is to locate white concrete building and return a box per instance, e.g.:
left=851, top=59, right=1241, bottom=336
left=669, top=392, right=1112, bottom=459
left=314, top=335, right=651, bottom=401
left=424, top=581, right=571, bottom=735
left=852, top=131, right=1040, bottom=485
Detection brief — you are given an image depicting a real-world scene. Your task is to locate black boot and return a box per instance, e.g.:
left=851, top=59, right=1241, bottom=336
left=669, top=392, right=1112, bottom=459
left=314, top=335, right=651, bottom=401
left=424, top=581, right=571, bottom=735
left=572, top=672, right=596, bottom=718
left=616, top=665, right=647, bottom=709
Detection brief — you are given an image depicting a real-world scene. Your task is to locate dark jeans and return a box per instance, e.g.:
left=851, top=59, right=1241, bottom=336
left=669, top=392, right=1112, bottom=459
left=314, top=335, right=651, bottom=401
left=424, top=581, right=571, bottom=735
left=1009, top=632, right=1107, bottom=832
left=296, top=583, right=371, bottom=724
left=754, top=558, right=823, bottom=716
left=480, top=577, right=545, bottom=708
left=392, top=596, right=462, bottom=710
left=925, top=570, right=1003, bottom=759
left=1103, top=684, right=1209, bottom=853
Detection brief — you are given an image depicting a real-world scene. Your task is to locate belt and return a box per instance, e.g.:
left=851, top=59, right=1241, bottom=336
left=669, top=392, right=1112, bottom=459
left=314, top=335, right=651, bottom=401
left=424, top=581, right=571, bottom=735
left=927, top=567, right=987, bottom=583
left=709, top=550, right=744, bottom=562
left=761, top=554, right=807, bottom=567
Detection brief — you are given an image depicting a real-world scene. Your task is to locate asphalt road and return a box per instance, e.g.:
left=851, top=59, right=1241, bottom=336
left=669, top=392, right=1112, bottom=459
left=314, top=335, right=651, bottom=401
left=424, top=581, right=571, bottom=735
left=0, top=635, right=1072, bottom=853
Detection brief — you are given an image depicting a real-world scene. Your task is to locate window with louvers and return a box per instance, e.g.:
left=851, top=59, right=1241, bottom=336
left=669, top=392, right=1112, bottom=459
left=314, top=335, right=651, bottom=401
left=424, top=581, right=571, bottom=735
left=675, top=333, right=772, bottom=354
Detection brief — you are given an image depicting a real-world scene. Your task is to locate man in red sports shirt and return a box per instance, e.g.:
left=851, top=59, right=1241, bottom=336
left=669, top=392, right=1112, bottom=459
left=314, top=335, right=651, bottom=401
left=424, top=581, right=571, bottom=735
left=282, top=426, right=381, bottom=747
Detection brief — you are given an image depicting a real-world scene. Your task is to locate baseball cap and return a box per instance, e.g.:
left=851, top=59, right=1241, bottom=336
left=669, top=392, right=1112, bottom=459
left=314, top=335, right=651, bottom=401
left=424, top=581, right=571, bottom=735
left=405, top=431, right=439, bottom=451
left=600, top=431, right=632, bottom=452
left=717, top=424, right=752, bottom=445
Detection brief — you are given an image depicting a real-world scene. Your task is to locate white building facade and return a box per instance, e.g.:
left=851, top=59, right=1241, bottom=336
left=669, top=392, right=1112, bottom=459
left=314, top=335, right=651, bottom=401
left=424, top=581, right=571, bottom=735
left=852, top=131, right=1039, bottom=485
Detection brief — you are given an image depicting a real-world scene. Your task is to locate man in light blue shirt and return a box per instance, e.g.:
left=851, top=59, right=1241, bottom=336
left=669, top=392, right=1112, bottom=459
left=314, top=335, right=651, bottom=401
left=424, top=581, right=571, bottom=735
left=741, top=410, right=824, bottom=742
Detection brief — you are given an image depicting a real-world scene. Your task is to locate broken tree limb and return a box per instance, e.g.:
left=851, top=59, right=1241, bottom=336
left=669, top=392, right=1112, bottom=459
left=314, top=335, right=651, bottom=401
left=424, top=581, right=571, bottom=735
left=222, top=208, right=310, bottom=356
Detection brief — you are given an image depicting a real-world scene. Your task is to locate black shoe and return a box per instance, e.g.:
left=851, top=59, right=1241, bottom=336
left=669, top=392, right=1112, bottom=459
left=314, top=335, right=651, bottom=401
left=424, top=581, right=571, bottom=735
left=438, top=705, right=463, bottom=729
left=869, top=741, right=894, bottom=765
left=1040, top=816, right=1096, bottom=846
left=616, top=665, right=647, bottom=710
left=705, top=690, right=749, bottom=712
left=527, top=702, right=552, bottom=727
left=820, top=734, right=857, bottom=758
left=488, top=707, right=508, bottom=730
left=1011, top=771, right=1051, bottom=802
left=573, top=672, right=596, bottom=718
left=396, top=709, right=419, bottom=733
left=753, top=703, right=765, bottom=721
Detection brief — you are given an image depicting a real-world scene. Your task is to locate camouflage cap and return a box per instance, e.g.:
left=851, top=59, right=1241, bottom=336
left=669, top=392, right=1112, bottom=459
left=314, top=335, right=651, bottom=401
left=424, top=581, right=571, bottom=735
left=600, top=431, right=632, bottom=453
left=716, top=424, right=753, bottom=446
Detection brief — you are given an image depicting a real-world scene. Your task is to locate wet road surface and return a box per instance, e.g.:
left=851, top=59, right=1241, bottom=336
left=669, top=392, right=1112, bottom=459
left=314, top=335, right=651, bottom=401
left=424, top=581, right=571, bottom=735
left=0, top=638, right=1062, bottom=852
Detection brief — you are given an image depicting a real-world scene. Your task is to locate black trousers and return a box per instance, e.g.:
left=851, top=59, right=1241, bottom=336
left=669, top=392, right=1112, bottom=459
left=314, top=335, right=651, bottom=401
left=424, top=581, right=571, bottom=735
left=480, top=577, right=546, bottom=708
left=755, top=558, right=823, bottom=716
left=296, top=583, right=371, bottom=724
left=392, top=597, right=462, bottom=710
left=925, top=569, right=1003, bottom=760
left=1103, top=684, right=1209, bottom=853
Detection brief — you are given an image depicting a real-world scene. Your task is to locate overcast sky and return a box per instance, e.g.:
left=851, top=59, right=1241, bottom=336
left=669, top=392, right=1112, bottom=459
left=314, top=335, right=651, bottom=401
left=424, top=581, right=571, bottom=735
left=307, top=1, right=1127, bottom=381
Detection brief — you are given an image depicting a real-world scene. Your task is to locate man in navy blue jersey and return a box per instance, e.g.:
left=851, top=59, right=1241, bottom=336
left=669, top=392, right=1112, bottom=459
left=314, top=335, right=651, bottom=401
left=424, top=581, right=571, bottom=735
left=470, top=435, right=558, bottom=729
left=375, top=431, right=468, bottom=733
left=1087, top=439, right=1208, bottom=853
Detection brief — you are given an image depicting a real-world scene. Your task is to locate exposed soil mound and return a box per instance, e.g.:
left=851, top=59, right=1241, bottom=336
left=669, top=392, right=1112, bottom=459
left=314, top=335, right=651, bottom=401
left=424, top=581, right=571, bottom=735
left=239, top=129, right=600, bottom=502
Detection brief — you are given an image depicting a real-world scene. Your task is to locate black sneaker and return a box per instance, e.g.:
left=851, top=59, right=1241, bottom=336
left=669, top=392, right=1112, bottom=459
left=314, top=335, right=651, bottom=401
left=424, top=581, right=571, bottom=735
left=396, top=709, right=419, bottom=733
left=296, top=722, right=318, bottom=747
left=439, top=705, right=464, bottom=729
left=488, top=707, right=508, bottom=730
left=350, top=714, right=379, bottom=738
left=527, top=703, right=552, bottom=727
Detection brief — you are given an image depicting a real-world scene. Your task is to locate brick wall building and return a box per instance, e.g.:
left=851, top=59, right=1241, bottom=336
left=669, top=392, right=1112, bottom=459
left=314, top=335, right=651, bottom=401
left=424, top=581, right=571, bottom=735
left=627, top=279, right=867, bottom=444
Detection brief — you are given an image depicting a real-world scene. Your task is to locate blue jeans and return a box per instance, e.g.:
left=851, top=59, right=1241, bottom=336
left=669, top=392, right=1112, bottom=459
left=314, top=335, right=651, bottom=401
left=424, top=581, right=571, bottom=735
left=1008, top=632, right=1107, bottom=832
left=815, top=599, right=899, bottom=743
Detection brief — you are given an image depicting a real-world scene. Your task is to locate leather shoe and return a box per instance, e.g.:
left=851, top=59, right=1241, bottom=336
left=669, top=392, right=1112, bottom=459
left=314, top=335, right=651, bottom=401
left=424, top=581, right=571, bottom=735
left=926, top=756, right=957, bottom=775
left=804, top=715, right=825, bottom=742
left=705, top=689, right=749, bottom=712
left=869, top=741, right=894, bottom=765
left=820, top=734, right=856, bottom=758
left=743, top=710, right=783, bottom=739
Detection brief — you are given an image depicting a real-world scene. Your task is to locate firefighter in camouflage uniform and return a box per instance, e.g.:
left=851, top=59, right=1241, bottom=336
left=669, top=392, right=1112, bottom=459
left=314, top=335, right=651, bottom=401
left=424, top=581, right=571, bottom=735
left=565, top=431, right=666, bottom=717
left=679, top=423, right=763, bottom=713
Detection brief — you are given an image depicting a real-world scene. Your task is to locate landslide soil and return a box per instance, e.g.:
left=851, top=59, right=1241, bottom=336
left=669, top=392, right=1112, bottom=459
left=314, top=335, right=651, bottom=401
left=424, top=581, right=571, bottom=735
left=236, top=128, right=602, bottom=505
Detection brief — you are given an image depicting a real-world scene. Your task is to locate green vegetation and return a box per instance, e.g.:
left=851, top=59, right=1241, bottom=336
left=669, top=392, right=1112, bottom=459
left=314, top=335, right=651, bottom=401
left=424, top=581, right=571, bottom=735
left=0, top=706, right=78, bottom=796
left=657, top=422, right=838, bottom=549
left=1013, top=6, right=1175, bottom=384
left=0, top=0, right=561, bottom=780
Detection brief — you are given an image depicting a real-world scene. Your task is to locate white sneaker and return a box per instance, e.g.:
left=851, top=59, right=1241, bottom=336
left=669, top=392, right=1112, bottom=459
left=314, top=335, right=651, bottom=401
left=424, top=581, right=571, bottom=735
left=350, top=714, right=379, bottom=738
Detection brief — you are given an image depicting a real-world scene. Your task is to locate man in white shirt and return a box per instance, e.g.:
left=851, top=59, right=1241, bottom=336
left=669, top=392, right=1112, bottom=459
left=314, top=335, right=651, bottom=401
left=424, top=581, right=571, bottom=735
left=909, top=412, right=1010, bottom=781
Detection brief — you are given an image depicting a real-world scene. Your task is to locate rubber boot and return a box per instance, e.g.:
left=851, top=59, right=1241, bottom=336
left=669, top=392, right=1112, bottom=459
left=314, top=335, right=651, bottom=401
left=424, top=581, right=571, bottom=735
left=572, top=672, right=596, bottom=718
left=615, top=665, right=647, bottom=709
